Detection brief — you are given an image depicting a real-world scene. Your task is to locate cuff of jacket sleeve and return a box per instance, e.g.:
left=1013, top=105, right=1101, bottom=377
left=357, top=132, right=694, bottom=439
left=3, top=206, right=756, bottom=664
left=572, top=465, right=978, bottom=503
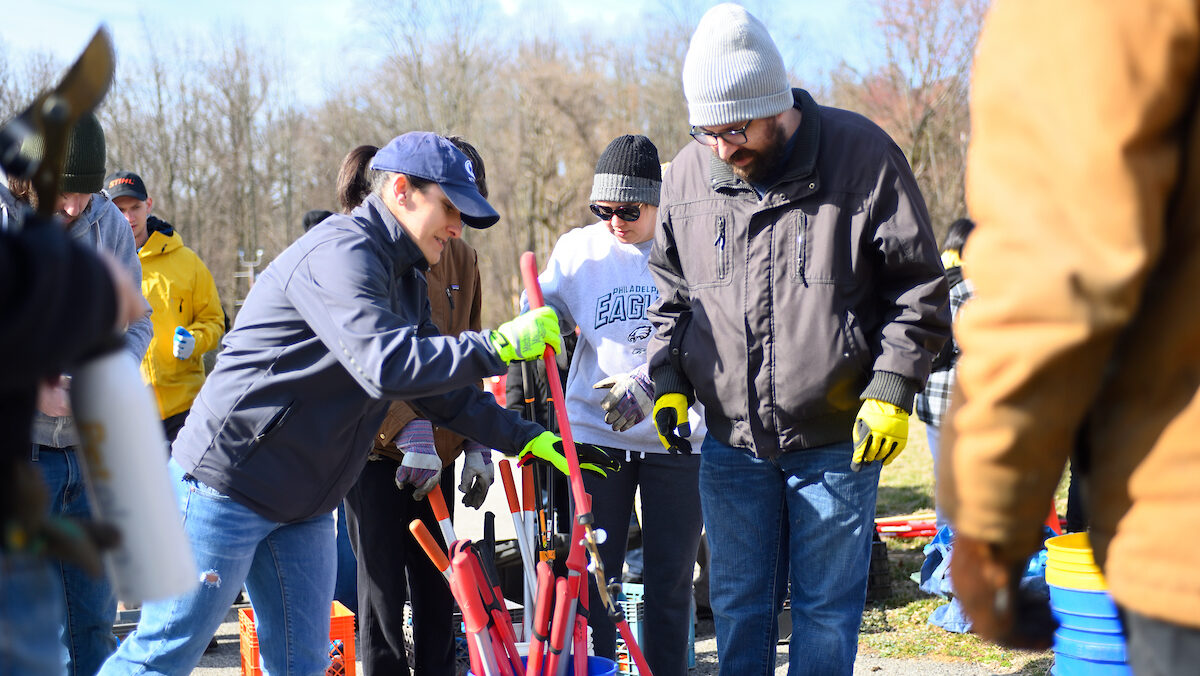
left=860, top=371, right=918, bottom=413
left=651, top=365, right=695, bottom=404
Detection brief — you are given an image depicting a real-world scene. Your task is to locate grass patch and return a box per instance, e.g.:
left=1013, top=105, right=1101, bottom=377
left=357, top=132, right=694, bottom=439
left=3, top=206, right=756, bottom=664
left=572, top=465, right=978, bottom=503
left=858, top=419, right=1069, bottom=674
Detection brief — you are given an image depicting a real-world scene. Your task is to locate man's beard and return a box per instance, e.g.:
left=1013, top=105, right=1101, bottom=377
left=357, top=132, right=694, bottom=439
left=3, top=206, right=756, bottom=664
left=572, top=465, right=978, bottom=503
left=726, top=120, right=788, bottom=184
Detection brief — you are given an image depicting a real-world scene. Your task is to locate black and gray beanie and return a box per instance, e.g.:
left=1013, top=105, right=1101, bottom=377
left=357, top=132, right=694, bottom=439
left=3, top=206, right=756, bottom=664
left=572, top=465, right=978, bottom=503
left=682, top=3, right=793, bottom=127
left=21, top=112, right=107, bottom=194
left=589, top=134, right=661, bottom=207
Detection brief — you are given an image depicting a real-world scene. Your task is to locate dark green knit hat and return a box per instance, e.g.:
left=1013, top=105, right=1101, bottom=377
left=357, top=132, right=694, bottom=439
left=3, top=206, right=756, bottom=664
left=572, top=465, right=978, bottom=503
left=20, top=112, right=107, bottom=194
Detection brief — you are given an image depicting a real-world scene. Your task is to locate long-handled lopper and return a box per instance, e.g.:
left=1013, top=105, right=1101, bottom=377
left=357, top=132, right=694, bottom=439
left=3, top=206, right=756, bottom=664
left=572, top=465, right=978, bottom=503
left=520, top=251, right=654, bottom=676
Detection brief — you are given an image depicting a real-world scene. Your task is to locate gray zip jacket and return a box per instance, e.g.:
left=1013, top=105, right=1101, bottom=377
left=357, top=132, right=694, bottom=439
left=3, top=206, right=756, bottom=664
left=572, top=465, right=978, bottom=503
left=173, top=194, right=542, bottom=523
left=648, top=89, right=950, bottom=459
left=32, top=194, right=152, bottom=448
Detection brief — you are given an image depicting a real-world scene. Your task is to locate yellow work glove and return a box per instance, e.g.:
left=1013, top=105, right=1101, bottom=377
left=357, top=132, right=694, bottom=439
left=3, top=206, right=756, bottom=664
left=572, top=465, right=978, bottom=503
left=488, top=306, right=562, bottom=363
left=518, top=431, right=621, bottom=478
left=652, top=393, right=692, bottom=454
left=851, top=398, right=909, bottom=471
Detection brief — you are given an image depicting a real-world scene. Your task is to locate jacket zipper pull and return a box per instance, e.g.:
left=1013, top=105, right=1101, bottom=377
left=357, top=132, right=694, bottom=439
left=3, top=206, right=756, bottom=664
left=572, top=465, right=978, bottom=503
left=445, top=286, right=456, bottom=310
left=797, top=221, right=808, bottom=287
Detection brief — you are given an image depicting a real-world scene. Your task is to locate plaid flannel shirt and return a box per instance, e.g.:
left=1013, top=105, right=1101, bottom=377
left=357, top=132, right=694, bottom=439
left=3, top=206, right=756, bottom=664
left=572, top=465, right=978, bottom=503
left=914, top=274, right=973, bottom=428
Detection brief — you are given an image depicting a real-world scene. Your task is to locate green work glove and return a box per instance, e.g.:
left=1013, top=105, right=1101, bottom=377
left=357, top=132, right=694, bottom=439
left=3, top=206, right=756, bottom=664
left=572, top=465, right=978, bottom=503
left=851, top=398, right=909, bottom=471
left=518, top=431, right=621, bottom=478
left=488, top=306, right=562, bottom=364
left=652, top=393, right=692, bottom=454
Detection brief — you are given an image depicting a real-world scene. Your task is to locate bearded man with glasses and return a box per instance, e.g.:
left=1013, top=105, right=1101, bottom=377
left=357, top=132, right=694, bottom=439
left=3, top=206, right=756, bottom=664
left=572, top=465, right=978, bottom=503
left=646, top=5, right=950, bottom=675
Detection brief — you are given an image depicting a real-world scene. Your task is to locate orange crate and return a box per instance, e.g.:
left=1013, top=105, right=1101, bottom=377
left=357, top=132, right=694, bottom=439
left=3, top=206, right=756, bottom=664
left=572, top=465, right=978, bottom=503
left=239, top=600, right=356, bottom=676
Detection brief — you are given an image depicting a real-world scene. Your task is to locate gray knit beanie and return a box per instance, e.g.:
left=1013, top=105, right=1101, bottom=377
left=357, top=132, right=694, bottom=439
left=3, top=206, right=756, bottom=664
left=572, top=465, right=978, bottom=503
left=20, top=112, right=107, bottom=194
left=682, top=3, right=793, bottom=127
left=590, top=135, right=662, bottom=206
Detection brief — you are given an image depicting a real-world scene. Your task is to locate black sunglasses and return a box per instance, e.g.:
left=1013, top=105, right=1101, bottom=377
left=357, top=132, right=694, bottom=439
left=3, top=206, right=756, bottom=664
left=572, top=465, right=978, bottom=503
left=590, top=204, right=641, bottom=222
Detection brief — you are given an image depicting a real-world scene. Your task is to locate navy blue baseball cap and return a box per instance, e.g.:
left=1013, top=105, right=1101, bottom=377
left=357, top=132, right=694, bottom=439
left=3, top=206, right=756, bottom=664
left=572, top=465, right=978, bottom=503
left=370, top=132, right=499, bottom=229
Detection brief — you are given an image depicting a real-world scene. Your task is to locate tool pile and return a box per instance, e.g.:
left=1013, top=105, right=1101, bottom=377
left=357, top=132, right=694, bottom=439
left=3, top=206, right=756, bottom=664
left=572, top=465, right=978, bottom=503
left=408, top=252, right=651, bottom=676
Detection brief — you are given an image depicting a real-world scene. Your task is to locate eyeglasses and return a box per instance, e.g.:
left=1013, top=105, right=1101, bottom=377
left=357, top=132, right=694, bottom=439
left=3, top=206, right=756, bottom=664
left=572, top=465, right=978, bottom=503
left=590, top=203, right=642, bottom=222
left=689, top=120, right=752, bottom=146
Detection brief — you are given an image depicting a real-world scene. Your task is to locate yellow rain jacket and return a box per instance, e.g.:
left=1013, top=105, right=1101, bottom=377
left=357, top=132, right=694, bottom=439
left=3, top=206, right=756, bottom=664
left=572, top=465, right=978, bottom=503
left=139, top=219, right=225, bottom=419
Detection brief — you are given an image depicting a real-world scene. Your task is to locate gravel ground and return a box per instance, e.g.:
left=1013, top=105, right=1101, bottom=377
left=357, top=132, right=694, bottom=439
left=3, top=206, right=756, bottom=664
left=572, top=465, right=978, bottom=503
left=191, top=607, right=1020, bottom=676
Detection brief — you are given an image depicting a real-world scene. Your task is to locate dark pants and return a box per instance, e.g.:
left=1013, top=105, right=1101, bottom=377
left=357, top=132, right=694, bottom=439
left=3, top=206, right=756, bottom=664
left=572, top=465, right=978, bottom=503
left=583, top=451, right=702, bottom=676
left=1122, top=607, right=1200, bottom=675
left=1065, top=460, right=1089, bottom=533
left=344, top=457, right=456, bottom=676
left=161, top=410, right=189, bottom=444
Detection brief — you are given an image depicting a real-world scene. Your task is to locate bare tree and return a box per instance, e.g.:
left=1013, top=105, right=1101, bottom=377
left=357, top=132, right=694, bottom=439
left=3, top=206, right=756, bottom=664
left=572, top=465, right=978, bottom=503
left=828, top=0, right=987, bottom=242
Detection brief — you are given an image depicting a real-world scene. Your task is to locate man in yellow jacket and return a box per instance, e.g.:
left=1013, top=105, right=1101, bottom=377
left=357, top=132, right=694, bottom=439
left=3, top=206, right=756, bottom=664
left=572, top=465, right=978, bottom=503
left=105, top=171, right=225, bottom=442
left=944, top=0, right=1200, bottom=668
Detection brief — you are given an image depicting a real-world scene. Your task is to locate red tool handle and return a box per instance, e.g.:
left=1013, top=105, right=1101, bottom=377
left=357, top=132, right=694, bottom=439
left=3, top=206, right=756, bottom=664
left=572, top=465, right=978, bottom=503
left=544, top=577, right=571, bottom=676
left=528, top=562, right=554, bottom=676
left=499, top=458, right=522, bottom=514
left=427, top=482, right=452, bottom=523
left=409, top=520, right=451, bottom=580
left=467, top=551, right=524, bottom=676
left=451, top=544, right=504, bottom=676
left=519, top=251, right=590, bottom=516
left=448, top=548, right=486, bottom=676
left=451, top=546, right=489, bottom=635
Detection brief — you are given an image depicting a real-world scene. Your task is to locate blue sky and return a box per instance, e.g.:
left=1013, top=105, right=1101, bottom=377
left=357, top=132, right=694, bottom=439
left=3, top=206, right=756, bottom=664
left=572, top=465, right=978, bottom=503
left=2, top=0, right=880, bottom=105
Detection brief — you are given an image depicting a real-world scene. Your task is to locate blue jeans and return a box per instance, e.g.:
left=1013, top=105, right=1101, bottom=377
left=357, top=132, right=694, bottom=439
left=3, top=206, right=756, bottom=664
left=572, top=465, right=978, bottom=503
left=33, top=445, right=117, bottom=676
left=99, top=458, right=337, bottom=676
left=924, top=424, right=948, bottom=530
left=0, top=554, right=66, bottom=676
left=699, top=437, right=880, bottom=676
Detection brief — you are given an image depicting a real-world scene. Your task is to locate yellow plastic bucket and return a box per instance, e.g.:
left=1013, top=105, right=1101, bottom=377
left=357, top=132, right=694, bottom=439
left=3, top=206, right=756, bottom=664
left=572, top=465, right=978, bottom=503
left=1045, top=532, right=1099, bottom=566
left=1046, top=559, right=1103, bottom=575
left=1046, top=566, right=1108, bottom=591
left=1044, top=532, right=1108, bottom=590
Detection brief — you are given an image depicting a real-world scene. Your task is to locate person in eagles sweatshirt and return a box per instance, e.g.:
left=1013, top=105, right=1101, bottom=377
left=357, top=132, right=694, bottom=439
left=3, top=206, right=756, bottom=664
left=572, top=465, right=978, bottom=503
left=533, top=134, right=707, bottom=676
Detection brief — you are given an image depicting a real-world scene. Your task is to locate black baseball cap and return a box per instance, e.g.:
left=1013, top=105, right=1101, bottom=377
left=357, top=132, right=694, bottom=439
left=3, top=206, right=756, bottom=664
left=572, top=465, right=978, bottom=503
left=369, top=132, right=499, bottom=229
left=104, top=171, right=148, bottom=201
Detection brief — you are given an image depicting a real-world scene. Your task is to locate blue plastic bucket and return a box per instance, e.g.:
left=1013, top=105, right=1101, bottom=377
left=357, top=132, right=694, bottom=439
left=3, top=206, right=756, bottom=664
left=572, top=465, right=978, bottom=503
left=469, top=655, right=616, bottom=676
left=1048, top=585, right=1123, bottom=634
left=1051, top=628, right=1131, bottom=675
left=1047, top=584, right=1131, bottom=675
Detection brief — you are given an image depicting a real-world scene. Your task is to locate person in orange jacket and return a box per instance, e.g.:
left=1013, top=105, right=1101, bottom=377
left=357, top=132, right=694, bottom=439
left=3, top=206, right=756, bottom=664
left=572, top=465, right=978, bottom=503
left=944, top=1, right=1200, bottom=669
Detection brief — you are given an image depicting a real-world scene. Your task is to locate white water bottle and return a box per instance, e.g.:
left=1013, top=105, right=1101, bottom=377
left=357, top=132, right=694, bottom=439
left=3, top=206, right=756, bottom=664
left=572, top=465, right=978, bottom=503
left=70, top=347, right=197, bottom=603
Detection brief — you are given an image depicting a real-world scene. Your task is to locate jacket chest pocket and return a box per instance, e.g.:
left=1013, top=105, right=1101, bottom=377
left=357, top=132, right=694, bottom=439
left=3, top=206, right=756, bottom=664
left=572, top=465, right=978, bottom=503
left=788, top=206, right=856, bottom=285
left=679, top=213, right=732, bottom=290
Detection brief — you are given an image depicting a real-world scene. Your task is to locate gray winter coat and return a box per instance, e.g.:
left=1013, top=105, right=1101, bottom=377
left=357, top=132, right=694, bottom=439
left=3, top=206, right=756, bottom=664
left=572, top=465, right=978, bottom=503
left=32, top=194, right=152, bottom=449
left=648, top=89, right=950, bottom=459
